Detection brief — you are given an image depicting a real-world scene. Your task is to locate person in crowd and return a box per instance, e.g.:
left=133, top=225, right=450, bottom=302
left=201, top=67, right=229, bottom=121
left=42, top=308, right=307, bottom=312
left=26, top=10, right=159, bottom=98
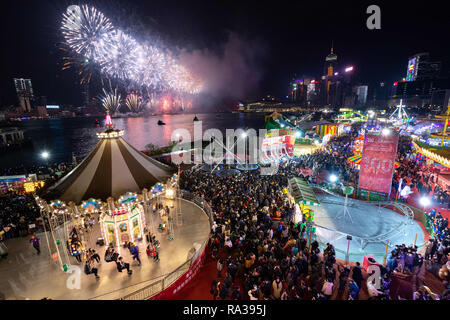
left=210, top=279, right=220, bottom=300
left=116, top=256, right=132, bottom=275
left=29, top=234, right=40, bottom=255
left=130, top=243, right=141, bottom=266
left=348, top=279, right=359, bottom=300
left=84, top=258, right=100, bottom=279
left=87, top=248, right=100, bottom=263
left=105, top=245, right=118, bottom=262
left=217, top=258, right=224, bottom=278
left=351, top=262, right=364, bottom=290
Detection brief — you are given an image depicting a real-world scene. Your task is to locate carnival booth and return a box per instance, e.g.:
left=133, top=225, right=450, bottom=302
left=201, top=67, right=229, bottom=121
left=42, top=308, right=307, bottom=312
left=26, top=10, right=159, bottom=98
left=315, top=124, right=338, bottom=138
left=288, top=177, right=320, bottom=224
left=336, top=108, right=368, bottom=123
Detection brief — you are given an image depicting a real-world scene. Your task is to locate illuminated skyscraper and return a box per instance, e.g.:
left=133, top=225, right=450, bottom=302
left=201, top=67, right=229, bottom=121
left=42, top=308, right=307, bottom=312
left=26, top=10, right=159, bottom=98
left=323, top=42, right=338, bottom=105
left=406, top=53, right=441, bottom=82
left=14, top=78, right=34, bottom=112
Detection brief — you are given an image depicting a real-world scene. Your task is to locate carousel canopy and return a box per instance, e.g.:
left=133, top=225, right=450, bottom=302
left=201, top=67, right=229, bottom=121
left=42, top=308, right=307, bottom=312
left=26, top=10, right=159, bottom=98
left=45, top=136, right=175, bottom=203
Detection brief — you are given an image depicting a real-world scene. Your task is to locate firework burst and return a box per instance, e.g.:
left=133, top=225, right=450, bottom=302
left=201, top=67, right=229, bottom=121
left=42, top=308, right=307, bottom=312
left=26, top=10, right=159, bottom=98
left=60, top=5, right=202, bottom=94
left=61, top=5, right=114, bottom=59
left=99, top=88, right=121, bottom=113
left=125, top=93, right=143, bottom=113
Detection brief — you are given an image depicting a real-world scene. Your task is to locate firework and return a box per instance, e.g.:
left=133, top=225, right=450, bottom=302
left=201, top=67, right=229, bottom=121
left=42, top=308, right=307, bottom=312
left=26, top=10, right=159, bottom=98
left=61, top=5, right=114, bottom=59
left=98, top=30, right=141, bottom=81
left=61, top=5, right=202, bottom=94
left=125, top=93, right=143, bottom=113
left=100, top=88, right=121, bottom=113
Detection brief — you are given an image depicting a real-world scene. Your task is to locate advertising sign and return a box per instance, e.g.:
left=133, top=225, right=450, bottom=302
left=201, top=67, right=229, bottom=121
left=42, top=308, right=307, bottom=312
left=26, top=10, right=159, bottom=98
left=358, top=132, right=399, bottom=197
left=261, top=135, right=295, bottom=158
left=406, top=57, right=417, bottom=82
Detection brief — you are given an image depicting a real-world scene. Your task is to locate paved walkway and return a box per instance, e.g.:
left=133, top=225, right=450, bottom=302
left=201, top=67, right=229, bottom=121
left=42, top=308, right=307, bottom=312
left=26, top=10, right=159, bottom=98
left=314, top=193, right=425, bottom=262
left=0, top=198, right=210, bottom=300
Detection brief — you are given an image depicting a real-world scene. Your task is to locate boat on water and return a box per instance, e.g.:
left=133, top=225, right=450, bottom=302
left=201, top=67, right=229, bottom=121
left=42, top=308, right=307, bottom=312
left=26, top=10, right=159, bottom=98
left=157, top=120, right=166, bottom=125
left=193, top=115, right=199, bottom=121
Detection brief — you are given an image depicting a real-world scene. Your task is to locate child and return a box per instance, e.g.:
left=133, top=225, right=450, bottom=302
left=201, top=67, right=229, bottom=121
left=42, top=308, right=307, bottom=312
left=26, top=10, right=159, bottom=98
left=146, top=244, right=155, bottom=257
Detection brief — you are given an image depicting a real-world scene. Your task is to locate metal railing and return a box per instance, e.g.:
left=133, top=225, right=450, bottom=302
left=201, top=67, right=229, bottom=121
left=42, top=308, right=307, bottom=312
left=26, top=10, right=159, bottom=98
left=115, top=194, right=212, bottom=300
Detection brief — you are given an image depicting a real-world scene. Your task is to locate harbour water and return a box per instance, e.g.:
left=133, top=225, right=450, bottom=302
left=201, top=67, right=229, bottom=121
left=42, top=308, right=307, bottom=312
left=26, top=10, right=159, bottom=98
left=0, top=112, right=267, bottom=168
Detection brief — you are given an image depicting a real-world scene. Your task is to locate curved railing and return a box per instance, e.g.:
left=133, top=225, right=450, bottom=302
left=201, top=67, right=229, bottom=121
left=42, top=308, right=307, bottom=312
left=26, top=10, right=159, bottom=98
left=113, top=194, right=212, bottom=300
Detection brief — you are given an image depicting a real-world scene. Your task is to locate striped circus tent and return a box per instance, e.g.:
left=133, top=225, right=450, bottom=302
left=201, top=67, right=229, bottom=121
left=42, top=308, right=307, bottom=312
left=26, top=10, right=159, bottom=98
left=45, top=130, right=174, bottom=203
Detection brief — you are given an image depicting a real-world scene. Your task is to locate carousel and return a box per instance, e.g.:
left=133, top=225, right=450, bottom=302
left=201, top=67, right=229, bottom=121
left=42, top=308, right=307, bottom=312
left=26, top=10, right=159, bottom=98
left=36, top=111, right=175, bottom=269
left=100, top=193, right=146, bottom=247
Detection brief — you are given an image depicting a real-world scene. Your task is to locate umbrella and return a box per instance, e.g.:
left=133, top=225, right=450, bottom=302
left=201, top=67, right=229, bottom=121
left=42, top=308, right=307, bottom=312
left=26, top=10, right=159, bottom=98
left=348, top=155, right=362, bottom=165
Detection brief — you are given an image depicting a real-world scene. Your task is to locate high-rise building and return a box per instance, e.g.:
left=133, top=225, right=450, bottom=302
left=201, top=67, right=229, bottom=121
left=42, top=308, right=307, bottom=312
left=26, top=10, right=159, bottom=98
left=323, top=42, right=338, bottom=105
left=306, top=80, right=321, bottom=107
left=356, top=85, right=368, bottom=106
left=14, top=78, right=34, bottom=112
left=326, top=65, right=357, bottom=108
left=406, top=53, right=441, bottom=82
left=290, top=79, right=307, bottom=105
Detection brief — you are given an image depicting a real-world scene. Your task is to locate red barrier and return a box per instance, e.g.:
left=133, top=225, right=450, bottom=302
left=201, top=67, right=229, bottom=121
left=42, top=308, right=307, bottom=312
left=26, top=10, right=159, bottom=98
left=149, top=248, right=207, bottom=300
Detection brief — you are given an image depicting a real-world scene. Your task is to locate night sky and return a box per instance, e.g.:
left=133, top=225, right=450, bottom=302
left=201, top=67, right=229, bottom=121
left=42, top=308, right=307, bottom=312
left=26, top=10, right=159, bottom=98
left=1, top=0, right=449, bottom=107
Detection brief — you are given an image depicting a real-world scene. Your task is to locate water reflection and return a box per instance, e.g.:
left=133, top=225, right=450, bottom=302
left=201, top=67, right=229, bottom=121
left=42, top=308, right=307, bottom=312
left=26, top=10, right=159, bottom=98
left=1, top=113, right=266, bottom=168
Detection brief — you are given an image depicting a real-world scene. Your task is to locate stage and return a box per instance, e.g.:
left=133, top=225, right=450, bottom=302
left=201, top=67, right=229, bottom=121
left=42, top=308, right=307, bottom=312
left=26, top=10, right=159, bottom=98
left=0, top=198, right=210, bottom=300
left=312, top=191, right=426, bottom=263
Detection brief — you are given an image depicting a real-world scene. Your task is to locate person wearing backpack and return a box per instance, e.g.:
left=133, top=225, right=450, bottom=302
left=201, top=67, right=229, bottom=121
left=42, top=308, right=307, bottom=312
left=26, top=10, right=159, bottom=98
left=105, top=245, right=118, bottom=262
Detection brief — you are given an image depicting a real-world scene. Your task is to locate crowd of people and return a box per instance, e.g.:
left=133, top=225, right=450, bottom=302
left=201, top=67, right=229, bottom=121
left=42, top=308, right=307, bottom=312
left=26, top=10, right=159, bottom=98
left=1, top=125, right=449, bottom=300
left=180, top=132, right=450, bottom=300
left=0, top=161, right=76, bottom=241
left=0, top=192, right=41, bottom=240
left=393, top=136, right=449, bottom=207
left=182, top=165, right=394, bottom=300
left=0, top=162, right=73, bottom=179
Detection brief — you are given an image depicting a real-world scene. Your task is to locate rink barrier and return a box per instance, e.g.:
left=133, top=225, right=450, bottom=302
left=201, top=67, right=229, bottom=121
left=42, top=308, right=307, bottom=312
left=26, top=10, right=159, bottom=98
left=117, top=193, right=212, bottom=300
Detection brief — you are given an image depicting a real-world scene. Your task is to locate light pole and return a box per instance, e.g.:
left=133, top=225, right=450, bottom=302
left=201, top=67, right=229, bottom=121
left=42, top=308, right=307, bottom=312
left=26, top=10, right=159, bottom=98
left=345, top=235, right=352, bottom=266
left=337, top=183, right=354, bottom=223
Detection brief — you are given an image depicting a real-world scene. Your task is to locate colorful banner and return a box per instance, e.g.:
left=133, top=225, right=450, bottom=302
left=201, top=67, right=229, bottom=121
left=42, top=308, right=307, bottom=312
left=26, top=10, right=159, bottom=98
left=358, top=133, right=399, bottom=197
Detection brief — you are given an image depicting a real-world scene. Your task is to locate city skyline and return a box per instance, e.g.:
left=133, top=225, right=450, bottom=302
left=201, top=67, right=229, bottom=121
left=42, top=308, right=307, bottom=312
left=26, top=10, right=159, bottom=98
left=1, top=0, right=450, bottom=107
